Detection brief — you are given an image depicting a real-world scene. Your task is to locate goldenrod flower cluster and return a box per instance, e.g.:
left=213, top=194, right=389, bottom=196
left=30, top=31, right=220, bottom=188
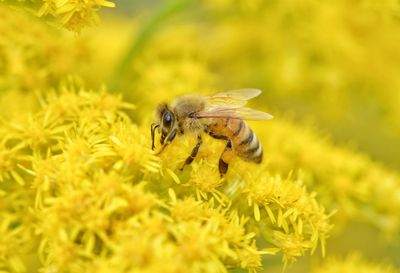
left=0, top=85, right=331, bottom=272
left=2, top=0, right=114, bottom=32
left=260, top=120, right=400, bottom=236
left=1, top=1, right=400, bottom=273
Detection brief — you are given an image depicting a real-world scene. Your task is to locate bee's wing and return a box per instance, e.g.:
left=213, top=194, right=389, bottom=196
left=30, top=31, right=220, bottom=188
left=205, top=88, right=262, bottom=109
left=193, top=107, right=273, bottom=121
left=207, top=88, right=262, bottom=101
left=195, top=88, right=271, bottom=120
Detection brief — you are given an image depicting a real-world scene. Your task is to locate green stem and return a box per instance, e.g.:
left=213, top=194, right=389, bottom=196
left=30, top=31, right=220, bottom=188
left=109, top=0, right=194, bottom=91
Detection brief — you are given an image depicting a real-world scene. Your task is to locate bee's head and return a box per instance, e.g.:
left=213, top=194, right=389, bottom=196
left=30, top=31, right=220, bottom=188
left=151, top=104, right=177, bottom=151
left=157, top=104, right=176, bottom=143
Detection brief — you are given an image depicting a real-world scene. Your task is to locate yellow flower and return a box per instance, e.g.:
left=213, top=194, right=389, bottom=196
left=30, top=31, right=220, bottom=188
left=108, top=120, right=160, bottom=174
left=257, top=119, right=400, bottom=236
left=38, top=0, right=115, bottom=32
left=0, top=215, right=28, bottom=273
left=0, top=139, right=26, bottom=185
left=243, top=171, right=332, bottom=265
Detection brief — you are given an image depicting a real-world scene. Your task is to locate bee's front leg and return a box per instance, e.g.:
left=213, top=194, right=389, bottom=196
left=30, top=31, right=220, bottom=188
left=180, top=135, right=202, bottom=171
left=155, top=129, right=177, bottom=155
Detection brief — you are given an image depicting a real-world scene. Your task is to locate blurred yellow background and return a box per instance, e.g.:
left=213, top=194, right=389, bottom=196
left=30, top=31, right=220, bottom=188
left=1, top=0, right=400, bottom=272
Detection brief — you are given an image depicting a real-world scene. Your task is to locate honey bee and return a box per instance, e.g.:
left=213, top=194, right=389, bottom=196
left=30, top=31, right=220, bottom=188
left=151, top=89, right=273, bottom=177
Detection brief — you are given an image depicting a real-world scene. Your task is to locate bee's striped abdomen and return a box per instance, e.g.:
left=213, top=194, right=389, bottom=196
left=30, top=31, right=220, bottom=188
left=207, top=117, right=263, bottom=164
left=234, top=121, right=262, bottom=163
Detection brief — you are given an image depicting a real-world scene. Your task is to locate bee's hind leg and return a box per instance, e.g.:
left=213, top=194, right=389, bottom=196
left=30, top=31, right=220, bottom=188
left=219, top=140, right=233, bottom=177
left=180, top=135, right=202, bottom=171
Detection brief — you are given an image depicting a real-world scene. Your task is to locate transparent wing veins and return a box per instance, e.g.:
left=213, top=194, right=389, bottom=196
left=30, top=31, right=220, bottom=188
left=204, top=88, right=261, bottom=109
left=193, top=107, right=273, bottom=121
left=193, top=88, right=272, bottom=120
left=207, top=88, right=262, bottom=101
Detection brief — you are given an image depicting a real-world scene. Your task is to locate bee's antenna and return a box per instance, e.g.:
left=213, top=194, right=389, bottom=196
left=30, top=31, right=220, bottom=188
left=151, top=123, right=159, bottom=150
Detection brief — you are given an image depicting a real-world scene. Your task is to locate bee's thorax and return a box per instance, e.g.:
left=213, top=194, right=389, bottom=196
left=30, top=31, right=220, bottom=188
left=171, top=95, right=206, bottom=119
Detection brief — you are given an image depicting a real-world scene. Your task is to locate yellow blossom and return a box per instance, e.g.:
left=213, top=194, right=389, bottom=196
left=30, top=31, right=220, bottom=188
left=3, top=0, right=115, bottom=32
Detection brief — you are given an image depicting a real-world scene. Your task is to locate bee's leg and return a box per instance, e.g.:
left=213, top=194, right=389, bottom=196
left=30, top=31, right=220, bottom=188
left=155, top=129, right=177, bottom=155
left=180, top=135, right=202, bottom=171
left=219, top=140, right=234, bottom=177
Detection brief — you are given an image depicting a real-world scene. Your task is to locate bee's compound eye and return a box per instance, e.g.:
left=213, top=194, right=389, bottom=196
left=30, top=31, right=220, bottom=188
left=163, top=111, right=173, bottom=127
